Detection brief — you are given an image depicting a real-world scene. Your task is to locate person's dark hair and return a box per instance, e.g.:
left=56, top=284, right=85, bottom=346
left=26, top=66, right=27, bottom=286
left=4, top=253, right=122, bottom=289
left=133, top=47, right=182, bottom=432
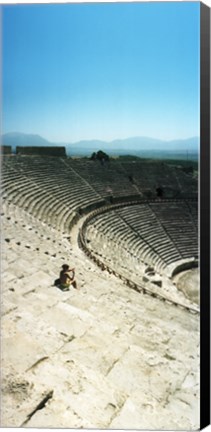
left=62, top=264, right=69, bottom=270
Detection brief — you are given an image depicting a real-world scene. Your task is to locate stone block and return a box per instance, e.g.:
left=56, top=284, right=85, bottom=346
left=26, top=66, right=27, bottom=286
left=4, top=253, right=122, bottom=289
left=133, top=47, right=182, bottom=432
left=38, top=301, right=94, bottom=339
left=24, top=399, right=85, bottom=428
left=20, top=271, right=53, bottom=290
left=1, top=368, right=53, bottom=428
left=1, top=331, right=48, bottom=374
left=60, top=330, right=129, bottom=376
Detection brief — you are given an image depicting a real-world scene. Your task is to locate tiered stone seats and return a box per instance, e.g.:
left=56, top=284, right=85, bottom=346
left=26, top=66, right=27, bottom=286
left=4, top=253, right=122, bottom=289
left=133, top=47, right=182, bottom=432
left=85, top=201, right=198, bottom=277
left=66, top=159, right=139, bottom=199
left=2, top=158, right=197, bottom=223
left=1, top=156, right=200, bottom=429
left=149, top=201, right=198, bottom=260
left=186, top=200, right=198, bottom=229
left=2, top=155, right=197, bottom=273
left=1, top=156, right=101, bottom=232
left=120, top=161, right=197, bottom=197
left=1, top=201, right=73, bottom=263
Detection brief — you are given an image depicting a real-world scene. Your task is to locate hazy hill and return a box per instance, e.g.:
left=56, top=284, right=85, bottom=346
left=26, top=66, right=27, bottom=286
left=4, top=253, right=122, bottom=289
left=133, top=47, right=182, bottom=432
left=68, top=136, right=199, bottom=155
left=1, top=132, right=51, bottom=149
left=1, top=132, right=199, bottom=159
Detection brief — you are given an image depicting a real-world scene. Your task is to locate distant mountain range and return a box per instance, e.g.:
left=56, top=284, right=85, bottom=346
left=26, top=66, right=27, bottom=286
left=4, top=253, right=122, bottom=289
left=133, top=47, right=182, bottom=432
left=1, top=132, right=199, bottom=159
left=1, top=132, right=50, bottom=148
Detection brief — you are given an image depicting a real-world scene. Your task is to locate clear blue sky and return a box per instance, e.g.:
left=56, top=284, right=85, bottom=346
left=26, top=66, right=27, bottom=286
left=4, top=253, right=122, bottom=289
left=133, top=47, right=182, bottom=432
left=2, top=2, right=200, bottom=143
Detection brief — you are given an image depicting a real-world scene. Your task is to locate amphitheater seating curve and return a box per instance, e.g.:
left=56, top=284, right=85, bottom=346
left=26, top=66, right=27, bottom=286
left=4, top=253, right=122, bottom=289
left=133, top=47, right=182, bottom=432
left=2, top=155, right=198, bottom=279
left=84, top=201, right=198, bottom=278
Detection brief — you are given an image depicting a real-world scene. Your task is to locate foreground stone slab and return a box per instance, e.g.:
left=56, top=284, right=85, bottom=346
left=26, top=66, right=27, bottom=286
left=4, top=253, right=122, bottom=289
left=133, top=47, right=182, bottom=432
left=1, top=365, right=53, bottom=427
left=25, top=358, right=127, bottom=428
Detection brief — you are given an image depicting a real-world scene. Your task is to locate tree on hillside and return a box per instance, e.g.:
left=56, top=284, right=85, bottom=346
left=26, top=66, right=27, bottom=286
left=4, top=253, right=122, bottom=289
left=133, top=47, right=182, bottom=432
left=90, top=150, right=109, bottom=164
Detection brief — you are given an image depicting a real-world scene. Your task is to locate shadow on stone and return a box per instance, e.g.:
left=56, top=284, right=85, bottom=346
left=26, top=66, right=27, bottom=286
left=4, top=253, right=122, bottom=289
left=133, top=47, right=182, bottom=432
left=54, top=279, right=70, bottom=292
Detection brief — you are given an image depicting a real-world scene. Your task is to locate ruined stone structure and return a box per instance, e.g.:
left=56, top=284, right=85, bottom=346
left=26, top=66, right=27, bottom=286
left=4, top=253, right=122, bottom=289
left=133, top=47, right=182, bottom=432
left=16, top=146, right=66, bottom=157
left=0, top=145, right=12, bottom=155
left=1, top=154, right=199, bottom=429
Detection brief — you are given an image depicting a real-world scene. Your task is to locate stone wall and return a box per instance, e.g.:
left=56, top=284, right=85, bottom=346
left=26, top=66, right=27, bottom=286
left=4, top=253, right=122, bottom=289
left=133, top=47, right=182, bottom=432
left=16, top=146, right=66, bottom=157
left=0, top=145, right=12, bottom=155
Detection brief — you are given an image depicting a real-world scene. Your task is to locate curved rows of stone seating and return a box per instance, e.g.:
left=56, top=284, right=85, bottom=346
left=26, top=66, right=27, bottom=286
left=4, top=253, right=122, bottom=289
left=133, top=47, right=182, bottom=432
left=65, top=159, right=139, bottom=199
left=84, top=200, right=198, bottom=276
left=148, top=201, right=198, bottom=259
left=1, top=201, right=73, bottom=263
left=1, top=156, right=102, bottom=233
left=79, top=200, right=199, bottom=313
left=119, top=161, right=197, bottom=197
left=2, top=156, right=197, bottom=236
left=65, top=159, right=197, bottom=198
left=1, top=200, right=80, bottom=304
left=185, top=200, right=198, bottom=228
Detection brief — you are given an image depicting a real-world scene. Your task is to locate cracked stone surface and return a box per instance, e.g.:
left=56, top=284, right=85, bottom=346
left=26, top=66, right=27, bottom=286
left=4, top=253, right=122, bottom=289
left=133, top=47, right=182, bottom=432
left=1, top=203, right=200, bottom=429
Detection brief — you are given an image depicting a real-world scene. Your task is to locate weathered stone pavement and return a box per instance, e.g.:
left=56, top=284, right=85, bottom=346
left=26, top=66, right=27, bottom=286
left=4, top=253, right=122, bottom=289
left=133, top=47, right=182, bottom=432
left=1, top=203, right=200, bottom=429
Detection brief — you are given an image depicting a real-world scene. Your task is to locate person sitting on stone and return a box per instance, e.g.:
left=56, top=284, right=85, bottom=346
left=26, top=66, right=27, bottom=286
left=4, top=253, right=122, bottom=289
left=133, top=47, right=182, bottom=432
left=59, top=264, right=78, bottom=290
